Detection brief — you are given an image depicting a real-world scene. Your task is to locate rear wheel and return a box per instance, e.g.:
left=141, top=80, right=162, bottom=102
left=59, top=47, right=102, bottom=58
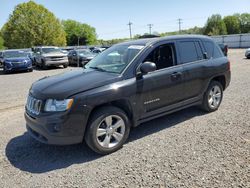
left=85, top=106, right=130, bottom=155
left=201, top=81, right=223, bottom=112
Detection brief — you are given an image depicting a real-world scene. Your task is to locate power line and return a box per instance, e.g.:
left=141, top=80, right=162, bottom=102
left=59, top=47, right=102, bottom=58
left=177, top=18, right=183, bottom=34
left=147, top=24, right=153, bottom=34
left=127, top=21, right=133, bottom=39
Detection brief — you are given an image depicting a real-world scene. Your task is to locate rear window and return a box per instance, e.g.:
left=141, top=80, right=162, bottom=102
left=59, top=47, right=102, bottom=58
left=203, top=41, right=223, bottom=59
left=179, top=41, right=203, bottom=63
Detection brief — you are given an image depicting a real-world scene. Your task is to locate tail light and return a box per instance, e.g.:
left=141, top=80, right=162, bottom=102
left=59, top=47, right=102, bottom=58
left=225, top=45, right=228, bottom=54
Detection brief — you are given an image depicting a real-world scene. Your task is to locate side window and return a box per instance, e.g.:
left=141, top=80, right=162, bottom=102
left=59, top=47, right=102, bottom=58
left=143, top=43, right=176, bottom=70
left=203, top=41, right=224, bottom=59
left=213, top=44, right=224, bottom=58
left=179, top=41, right=202, bottom=63
left=203, top=41, right=214, bottom=59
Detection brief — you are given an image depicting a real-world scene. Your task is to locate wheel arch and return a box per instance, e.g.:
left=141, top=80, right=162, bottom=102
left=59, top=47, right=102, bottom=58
left=211, top=75, right=226, bottom=90
left=86, top=99, right=135, bottom=128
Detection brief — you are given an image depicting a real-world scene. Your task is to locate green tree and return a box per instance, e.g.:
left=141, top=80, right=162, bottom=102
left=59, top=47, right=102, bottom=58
left=0, top=33, right=4, bottom=49
left=62, top=19, right=97, bottom=46
left=223, top=16, right=240, bottom=34
left=238, top=13, right=250, bottom=33
left=204, top=14, right=227, bottom=35
left=2, top=1, right=66, bottom=48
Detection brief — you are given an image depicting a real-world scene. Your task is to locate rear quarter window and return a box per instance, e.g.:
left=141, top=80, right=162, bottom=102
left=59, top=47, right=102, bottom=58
left=203, top=41, right=223, bottom=59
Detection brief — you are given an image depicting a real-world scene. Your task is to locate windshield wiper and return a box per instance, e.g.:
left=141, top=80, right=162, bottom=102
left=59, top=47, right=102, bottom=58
left=89, top=66, right=106, bottom=72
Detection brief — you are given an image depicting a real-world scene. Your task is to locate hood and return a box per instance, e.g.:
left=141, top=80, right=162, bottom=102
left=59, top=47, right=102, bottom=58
left=43, top=52, right=67, bottom=57
left=79, top=54, right=95, bottom=59
left=30, top=69, right=121, bottom=99
left=5, top=57, right=30, bottom=62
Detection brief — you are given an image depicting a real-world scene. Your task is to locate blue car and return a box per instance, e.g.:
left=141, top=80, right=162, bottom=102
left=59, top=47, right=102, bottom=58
left=0, top=50, right=33, bottom=73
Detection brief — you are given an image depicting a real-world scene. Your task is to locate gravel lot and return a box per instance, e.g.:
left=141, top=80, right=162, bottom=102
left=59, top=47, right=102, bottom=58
left=0, top=49, right=249, bottom=188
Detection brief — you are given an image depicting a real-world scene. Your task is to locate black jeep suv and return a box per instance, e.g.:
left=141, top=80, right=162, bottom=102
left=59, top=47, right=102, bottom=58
left=25, top=35, right=231, bottom=154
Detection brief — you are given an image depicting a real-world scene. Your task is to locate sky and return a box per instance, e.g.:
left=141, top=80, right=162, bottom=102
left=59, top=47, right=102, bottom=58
left=0, top=0, right=249, bottom=40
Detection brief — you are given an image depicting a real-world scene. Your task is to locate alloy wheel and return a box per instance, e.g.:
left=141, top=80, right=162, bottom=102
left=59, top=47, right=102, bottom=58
left=96, top=115, right=125, bottom=148
left=208, top=85, right=222, bottom=109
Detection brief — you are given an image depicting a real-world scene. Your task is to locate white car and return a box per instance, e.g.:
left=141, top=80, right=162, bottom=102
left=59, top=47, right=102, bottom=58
left=245, top=48, right=250, bottom=59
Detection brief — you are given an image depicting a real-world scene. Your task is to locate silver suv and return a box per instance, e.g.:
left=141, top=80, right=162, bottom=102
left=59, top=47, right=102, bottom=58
left=33, top=46, right=69, bottom=69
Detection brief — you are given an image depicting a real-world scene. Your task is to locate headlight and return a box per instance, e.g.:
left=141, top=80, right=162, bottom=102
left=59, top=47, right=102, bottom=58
left=44, top=99, right=74, bottom=112
left=24, top=59, right=32, bottom=64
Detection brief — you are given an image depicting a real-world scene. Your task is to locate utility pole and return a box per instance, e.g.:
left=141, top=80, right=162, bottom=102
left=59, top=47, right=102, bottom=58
left=147, top=24, right=153, bottom=34
left=127, top=21, right=133, bottom=39
left=178, top=18, right=182, bottom=34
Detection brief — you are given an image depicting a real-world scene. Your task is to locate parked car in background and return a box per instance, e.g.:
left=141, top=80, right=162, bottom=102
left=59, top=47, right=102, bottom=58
left=67, top=49, right=95, bottom=66
left=217, top=43, right=228, bottom=56
left=245, top=48, right=250, bottom=59
left=0, top=50, right=33, bottom=73
left=25, top=51, right=36, bottom=65
left=0, top=50, right=4, bottom=66
left=33, top=46, right=68, bottom=69
left=25, top=35, right=230, bottom=154
left=91, top=47, right=106, bottom=54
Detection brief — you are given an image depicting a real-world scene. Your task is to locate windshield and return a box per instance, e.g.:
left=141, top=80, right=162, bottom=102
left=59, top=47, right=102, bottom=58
left=4, top=51, right=29, bottom=58
left=85, top=44, right=144, bottom=74
left=42, top=47, right=61, bottom=54
left=77, top=50, right=93, bottom=56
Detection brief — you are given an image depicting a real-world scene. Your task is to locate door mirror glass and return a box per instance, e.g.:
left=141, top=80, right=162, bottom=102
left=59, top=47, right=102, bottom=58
left=140, top=61, right=156, bottom=74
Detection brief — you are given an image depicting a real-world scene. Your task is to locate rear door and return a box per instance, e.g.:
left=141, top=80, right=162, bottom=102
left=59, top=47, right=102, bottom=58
left=176, top=39, right=209, bottom=100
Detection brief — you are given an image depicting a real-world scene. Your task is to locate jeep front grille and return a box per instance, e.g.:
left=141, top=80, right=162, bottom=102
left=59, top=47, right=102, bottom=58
left=26, top=95, right=42, bottom=115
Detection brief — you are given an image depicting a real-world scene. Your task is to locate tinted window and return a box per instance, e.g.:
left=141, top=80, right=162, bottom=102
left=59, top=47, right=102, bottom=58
left=203, top=41, right=223, bottom=59
left=203, top=41, right=214, bottom=58
left=213, top=45, right=223, bottom=58
left=179, top=41, right=201, bottom=63
left=143, top=43, right=175, bottom=70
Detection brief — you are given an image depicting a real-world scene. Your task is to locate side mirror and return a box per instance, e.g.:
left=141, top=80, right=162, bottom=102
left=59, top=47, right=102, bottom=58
left=139, top=61, right=156, bottom=75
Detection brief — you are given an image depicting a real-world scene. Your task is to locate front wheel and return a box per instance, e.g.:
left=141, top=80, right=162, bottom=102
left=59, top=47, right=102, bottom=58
left=41, top=60, right=47, bottom=70
left=201, top=81, right=223, bottom=112
left=85, top=106, right=130, bottom=155
left=63, top=63, right=68, bottom=68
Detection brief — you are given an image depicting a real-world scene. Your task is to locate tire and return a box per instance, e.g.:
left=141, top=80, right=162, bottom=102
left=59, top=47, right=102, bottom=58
left=201, top=81, right=223, bottom=112
left=28, top=68, right=33, bottom=72
left=63, top=63, right=68, bottom=68
left=41, top=60, right=47, bottom=70
left=3, top=66, right=8, bottom=74
left=85, top=106, right=131, bottom=155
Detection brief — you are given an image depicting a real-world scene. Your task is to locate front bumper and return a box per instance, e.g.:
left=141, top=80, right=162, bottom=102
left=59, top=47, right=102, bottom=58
left=245, top=51, right=250, bottom=58
left=5, top=64, right=32, bottom=72
left=25, top=109, right=86, bottom=145
left=45, top=58, right=68, bottom=66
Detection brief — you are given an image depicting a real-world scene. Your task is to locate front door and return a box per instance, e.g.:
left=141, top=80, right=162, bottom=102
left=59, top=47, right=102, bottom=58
left=136, top=42, right=186, bottom=119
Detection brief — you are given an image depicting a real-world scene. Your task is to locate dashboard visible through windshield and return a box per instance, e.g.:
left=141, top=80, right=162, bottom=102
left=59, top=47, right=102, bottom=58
left=85, top=44, right=144, bottom=74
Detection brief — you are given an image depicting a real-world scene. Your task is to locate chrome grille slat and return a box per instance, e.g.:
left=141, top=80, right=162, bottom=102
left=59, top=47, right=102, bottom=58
left=26, top=95, right=42, bottom=115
